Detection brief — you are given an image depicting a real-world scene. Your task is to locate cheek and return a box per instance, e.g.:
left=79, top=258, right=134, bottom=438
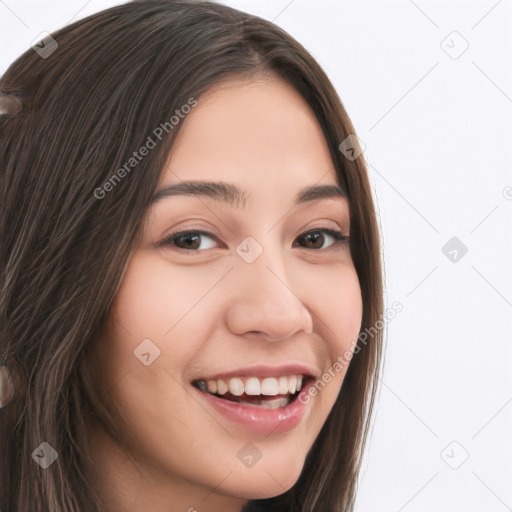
left=311, top=261, right=363, bottom=355
left=89, top=254, right=233, bottom=463
left=307, top=263, right=363, bottom=409
left=93, top=252, right=225, bottom=407
left=107, top=251, right=235, bottom=365
left=111, top=254, right=220, bottom=342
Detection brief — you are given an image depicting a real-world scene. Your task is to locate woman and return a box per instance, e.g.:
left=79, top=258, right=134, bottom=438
left=0, top=1, right=383, bottom=511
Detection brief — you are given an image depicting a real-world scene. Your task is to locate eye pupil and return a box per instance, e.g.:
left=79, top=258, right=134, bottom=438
left=303, top=231, right=324, bottom=249
left=176, top=233, right=201, bottom=249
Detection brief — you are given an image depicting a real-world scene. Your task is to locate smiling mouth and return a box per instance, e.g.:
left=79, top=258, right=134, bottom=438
left=192, top=374, right=312, bottom=409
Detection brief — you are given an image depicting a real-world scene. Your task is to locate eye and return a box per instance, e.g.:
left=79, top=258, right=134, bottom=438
left=159, top=230, right=220, bottom=251
left=294, top=228, right=349, bottom=250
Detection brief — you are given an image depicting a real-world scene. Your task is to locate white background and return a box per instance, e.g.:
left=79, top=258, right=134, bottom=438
left=1, top=1, right=511, bottom=510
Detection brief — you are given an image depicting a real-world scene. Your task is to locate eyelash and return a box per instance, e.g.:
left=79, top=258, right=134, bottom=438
left=158, top=228, right=349, bottom=252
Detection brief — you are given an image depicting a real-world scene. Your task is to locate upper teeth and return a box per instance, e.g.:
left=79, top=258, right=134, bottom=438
left=203, top=375, right=304, bottom=396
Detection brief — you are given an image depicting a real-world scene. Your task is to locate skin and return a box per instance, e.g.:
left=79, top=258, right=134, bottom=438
left=85, top=74, right=363, bottom=512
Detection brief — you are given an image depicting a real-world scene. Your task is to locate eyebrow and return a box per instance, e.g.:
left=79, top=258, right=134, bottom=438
left=150, top=180, right=346, bottom=208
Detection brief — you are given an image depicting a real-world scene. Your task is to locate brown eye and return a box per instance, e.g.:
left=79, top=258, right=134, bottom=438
left=160, top=230, right=219, bottom=251
left=295, top=229, right=349, bottom=250
left=174, top=232, right=202, bottom=250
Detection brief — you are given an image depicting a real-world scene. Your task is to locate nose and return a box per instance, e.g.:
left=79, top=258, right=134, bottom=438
left=224, top=245, right=314, bottom=342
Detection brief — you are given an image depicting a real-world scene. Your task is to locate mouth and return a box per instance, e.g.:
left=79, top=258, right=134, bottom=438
left=192, top=374, right=313, bottom=410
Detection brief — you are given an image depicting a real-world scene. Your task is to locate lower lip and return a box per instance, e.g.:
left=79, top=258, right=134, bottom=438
left=194, top=380, right=313, bottom=435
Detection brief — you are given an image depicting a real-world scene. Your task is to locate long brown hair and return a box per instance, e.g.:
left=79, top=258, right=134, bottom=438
left=0, top=1, right=383, bottom=510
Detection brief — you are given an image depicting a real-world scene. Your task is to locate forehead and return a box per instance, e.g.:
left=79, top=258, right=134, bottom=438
left=161, top=75, right=338, bottom=197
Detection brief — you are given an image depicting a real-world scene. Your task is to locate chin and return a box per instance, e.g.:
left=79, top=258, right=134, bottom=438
left=220, top=454, right=305, bottom=501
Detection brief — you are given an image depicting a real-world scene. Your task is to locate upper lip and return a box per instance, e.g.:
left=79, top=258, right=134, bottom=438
left=192, top=362, right=321, bottom=382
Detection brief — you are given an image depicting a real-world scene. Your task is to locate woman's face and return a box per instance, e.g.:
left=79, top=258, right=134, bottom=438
left=88, top=75, right=363, bottom=512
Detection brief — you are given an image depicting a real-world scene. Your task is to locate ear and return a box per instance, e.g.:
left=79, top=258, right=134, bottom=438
left=0, top=93, right=23, bottom=116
